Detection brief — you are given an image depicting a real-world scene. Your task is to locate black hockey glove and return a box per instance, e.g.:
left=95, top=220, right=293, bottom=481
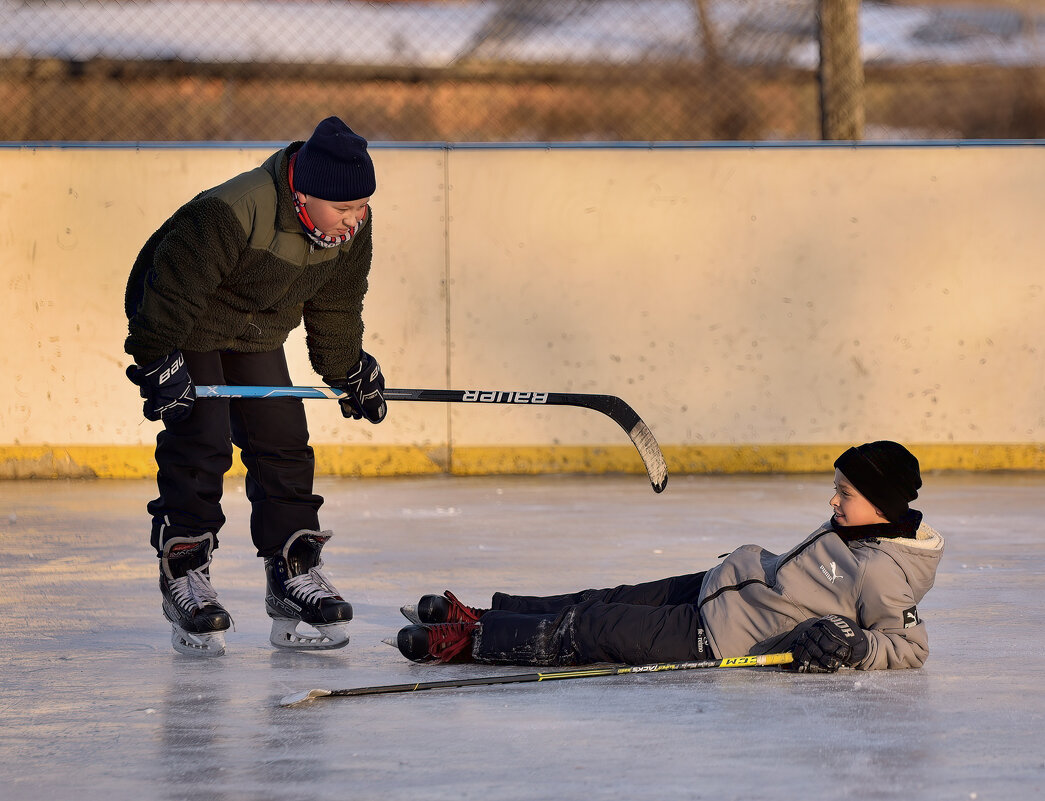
left=126, top=350, right=195, bottom=424
left=787, top=614, right=869, bottom=673
left=330, top=350, right=386, bottom=423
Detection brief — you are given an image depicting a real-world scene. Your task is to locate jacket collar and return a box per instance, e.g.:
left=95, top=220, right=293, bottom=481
left=830, top=508, right=923, bottom=543
left=264, top=142, right=306, bottom=233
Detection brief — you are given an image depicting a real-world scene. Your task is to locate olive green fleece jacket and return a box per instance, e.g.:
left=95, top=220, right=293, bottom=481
left=124, top=142, right=372, bottom=383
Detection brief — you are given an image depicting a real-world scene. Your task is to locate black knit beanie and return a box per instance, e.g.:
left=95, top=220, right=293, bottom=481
left=294, top=117, right=376, bottom=202
left=833, top=441, right=922, bottom=522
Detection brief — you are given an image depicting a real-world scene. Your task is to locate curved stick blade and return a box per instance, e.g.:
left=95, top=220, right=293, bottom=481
left=279, top=688, right=332, bottom=707
left=627, top=420, right=668, bottom=493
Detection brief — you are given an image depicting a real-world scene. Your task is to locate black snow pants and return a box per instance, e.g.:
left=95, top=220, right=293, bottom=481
left=474, top=571, right=710, bottom=666
left=147, top=348, right=322, bottom=557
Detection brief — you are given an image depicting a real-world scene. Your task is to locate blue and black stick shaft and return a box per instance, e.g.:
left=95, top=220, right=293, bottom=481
left=196, top=385, right=668, bottom=493
left=278, top=654, right=794, bottom=706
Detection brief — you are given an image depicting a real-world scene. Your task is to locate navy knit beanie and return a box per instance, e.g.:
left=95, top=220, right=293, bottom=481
left=294, top=117, right=376, bottom=201
left=834, top=441, right=921, bottom=522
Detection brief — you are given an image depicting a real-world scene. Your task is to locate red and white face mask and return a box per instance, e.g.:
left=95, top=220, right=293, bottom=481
left=289, top=153, right=367, bottom=249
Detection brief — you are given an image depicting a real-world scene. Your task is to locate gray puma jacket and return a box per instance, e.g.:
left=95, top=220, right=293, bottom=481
left=698, top=518, right=944, bottom=669
left=125, top=143, right=372, bottom=383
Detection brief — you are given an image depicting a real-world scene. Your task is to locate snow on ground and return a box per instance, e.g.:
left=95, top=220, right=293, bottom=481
left=0, top=0, right=1040, bottom=67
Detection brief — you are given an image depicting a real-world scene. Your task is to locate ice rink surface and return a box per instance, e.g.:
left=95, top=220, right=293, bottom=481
left=1, top=471, right=1043, bottom=801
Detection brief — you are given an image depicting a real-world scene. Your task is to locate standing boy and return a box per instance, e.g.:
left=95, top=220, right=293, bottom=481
left=125, top=117, right=385, bottom=657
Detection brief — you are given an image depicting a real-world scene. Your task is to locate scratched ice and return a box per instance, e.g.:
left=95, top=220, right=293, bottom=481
left=0, top=472, right=1042, bottom=801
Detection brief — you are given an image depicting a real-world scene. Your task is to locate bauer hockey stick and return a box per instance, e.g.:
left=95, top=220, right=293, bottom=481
left=278, top=653, right=794, bottom=707
left=196, top=385, right=668, bottom=493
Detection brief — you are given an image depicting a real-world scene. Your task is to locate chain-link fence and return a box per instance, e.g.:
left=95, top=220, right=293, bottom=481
left=1, top=0, right=1042, bottom=142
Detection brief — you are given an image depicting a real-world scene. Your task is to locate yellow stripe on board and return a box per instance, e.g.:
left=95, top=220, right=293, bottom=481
left=1, top=443, right=1043, bottom=480
left=663, top=443, right=1045, bottom=474
left=0, top=445, right=448, bottom=479
left=0, top=445, right=161, bottom=479
left=449, top=445, right=651, bottom=477
left=383, top=443, right=1045, bottom=477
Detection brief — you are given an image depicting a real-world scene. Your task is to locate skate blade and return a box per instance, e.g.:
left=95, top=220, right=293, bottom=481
left=399, top=604, right=423, bottom=625
left=171, top=625, right=226, bottom=657
left=269, top=618, right=350, bottom=651
left=381, top=636, right=399, bottom=648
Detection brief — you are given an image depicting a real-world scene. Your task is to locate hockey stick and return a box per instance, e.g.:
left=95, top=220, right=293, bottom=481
left=196, top=385, right=668, bottom=493
left=278, top=653, right=793, bottom=707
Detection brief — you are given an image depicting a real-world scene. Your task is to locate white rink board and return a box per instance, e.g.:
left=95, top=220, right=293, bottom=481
left=0, top=142, right=1042, bottom=451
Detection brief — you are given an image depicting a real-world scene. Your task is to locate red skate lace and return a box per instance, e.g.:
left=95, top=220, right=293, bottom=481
left=442, top=590, right=485, bottom=623
left=427, top=621, right=477, bottom=662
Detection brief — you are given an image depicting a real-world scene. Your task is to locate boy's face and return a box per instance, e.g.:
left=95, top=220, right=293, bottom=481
left=297, top=194, right=370, bottom=236
left=830, top=469, right=889, bottom=526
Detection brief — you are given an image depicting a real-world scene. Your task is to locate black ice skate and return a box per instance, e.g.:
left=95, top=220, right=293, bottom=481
left=400, top=590, right=487, bottom=625
left=159, top=532, right=232, bottom=657
left=264, top=529, right=353, bottom=650
left=388, top=622, right=477, bottom=663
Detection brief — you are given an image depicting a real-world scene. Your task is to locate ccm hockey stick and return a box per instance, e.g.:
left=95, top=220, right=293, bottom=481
left=196, top=385, right=668, bottom=493
left=279, top=653, right=794, bottom=707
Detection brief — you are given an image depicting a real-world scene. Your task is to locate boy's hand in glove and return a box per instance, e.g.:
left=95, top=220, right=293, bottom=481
left=787, top=614, right=869, bottom=673
left=126, top=350, right=195, bottom=424
left=330, top=350, right=386, bottom=423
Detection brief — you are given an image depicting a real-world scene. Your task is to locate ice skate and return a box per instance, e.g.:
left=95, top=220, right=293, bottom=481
left=264, top=529, right=353, bottom=650
left=400, top=589, right=487, bottom=625
left=159, top=532, right=232, bottom=657
left=388, top=622, right=477, bottom=663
